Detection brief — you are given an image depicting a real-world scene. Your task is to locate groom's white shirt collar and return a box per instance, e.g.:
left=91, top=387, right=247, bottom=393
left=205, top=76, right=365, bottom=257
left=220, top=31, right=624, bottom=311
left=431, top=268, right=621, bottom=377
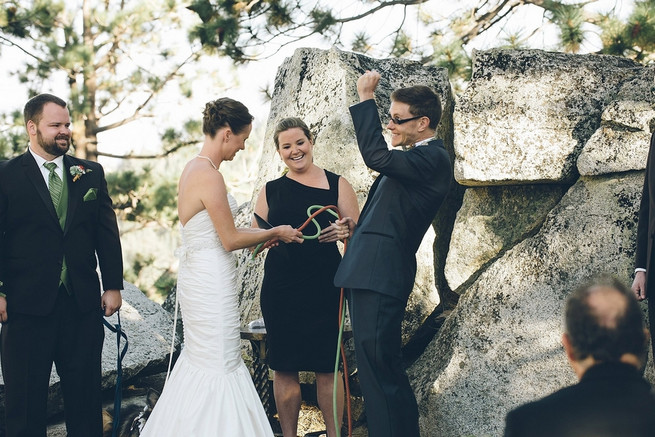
left=29, top=147, right=65, bottom=186
left=413, top=138, right=432, bottom=147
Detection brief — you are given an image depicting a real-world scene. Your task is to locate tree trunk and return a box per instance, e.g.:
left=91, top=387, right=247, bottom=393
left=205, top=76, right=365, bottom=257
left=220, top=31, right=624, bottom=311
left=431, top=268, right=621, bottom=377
left=77, top=0, right=99, bottom=162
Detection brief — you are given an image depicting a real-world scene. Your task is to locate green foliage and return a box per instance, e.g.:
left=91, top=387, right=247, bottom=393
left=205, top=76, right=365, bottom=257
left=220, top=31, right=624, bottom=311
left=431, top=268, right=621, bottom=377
left=351, top=31, right=372, bottom=54
left=310, top=7, right=336, bottom=34
left=622, top=0, right=655, bottom=60
left=186, top=0, right=655, bottom=86
left=187, top=0, right=216, bottom=23
left=499, top=33, right=524, bottom=50
left=188, top=0, right=246, bottom=60
left=390, top=31, right=413, bottom=58
left=431, top=39, right=471, bottom=91
left=1, top=0, right=205, bottom=161
left=153, top=269, right=177, bottom=300
left=124, top=253, right=176, bottom=299
left=124, top=253, right=155, bottom=284
left=598, top=0, right=655, bottom=60
left=266, top=1, right=293, bottom=28
left=105, top=167, right=178, bottom=225
left=0, top=0, right=64, bottom=39
left=124, top=257, right=176, bottom=300
left=550, top=4, right=585, bottom=53
left=599, top=14, right=633, bottom=56
left=0, top=110, right=25, bottom=160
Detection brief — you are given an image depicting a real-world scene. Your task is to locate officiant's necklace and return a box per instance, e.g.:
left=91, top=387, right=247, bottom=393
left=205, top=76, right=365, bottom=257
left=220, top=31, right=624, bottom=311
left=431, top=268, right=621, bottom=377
left=196, top=155, right=218, bottom=170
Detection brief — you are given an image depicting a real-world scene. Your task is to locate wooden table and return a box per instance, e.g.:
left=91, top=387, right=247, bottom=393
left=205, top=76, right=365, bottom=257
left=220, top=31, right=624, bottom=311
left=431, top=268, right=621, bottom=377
left=240, top=324, right=353, bottom=422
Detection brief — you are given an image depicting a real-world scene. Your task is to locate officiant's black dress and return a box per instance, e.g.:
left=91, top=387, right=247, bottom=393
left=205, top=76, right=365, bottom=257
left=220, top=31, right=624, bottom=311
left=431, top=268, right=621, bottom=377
left=260, top=170, right=342, bottom=372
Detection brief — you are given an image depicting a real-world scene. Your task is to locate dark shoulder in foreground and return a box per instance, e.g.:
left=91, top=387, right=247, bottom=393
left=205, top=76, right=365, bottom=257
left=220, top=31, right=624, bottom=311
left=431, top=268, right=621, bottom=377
left=505, top=365, right=655, bottom=437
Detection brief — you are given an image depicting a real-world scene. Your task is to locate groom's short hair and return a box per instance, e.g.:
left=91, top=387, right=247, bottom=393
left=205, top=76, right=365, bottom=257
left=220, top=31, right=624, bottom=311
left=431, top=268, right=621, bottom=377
left=391, top=85, right=442, bottom=130
left=24, top=93, right=68, bottom=127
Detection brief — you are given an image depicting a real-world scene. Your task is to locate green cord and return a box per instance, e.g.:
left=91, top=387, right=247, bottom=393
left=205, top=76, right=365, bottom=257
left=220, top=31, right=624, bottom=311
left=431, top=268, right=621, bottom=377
left=302, top=205, right=340, bottom=240
left=333, top=301, right=347, bottom=437
left=251, top=205, right=340, bottom=258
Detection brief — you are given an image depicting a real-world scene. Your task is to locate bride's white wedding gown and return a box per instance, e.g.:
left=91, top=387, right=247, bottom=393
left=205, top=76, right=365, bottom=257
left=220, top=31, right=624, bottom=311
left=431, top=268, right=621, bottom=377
left=141, top=196, right=274, bottom=436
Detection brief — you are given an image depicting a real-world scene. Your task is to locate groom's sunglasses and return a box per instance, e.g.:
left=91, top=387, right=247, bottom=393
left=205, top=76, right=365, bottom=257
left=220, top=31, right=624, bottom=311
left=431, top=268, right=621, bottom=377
left=388, top=115, right=424, bottom=125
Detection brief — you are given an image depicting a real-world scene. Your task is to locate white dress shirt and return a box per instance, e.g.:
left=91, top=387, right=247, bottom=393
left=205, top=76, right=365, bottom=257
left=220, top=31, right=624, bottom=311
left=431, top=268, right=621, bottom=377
left=29, top=147, right=65, bottom=189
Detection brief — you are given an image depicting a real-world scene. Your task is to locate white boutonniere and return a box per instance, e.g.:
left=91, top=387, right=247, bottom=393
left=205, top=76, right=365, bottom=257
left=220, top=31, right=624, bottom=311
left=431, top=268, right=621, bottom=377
left=69, top=165, right=92, bottom=182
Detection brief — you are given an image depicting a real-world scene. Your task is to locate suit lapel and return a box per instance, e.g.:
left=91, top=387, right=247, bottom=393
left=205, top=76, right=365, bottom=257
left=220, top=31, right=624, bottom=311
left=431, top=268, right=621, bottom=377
left=21, top=152, right=60, bottom=224
left=360, top=175, right=382, bottom=218
left=63, top=156, right=80, bottom=235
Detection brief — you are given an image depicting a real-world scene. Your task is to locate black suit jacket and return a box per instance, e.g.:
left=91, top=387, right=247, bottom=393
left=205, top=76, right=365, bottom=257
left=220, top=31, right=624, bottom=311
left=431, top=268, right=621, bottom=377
left=334, top=99, right=452, bottom=300
left=504, top=362, right=655, bottom=437
left=635, top=133, right=655, bottom=353
left=0, top=151, right=123, bottom=316
left=636, top=133, right=655, bottom=278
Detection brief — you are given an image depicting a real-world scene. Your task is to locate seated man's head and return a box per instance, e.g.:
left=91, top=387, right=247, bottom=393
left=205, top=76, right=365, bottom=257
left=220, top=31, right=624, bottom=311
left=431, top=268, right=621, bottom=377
left=563, top=274, right=648, bottom=378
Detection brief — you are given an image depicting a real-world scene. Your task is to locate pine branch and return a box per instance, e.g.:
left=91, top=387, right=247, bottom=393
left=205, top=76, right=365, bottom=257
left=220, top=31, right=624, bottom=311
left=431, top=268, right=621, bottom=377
left=96, top=139, right=201, bottom=159
left=94, top=51, right=201, bottom=134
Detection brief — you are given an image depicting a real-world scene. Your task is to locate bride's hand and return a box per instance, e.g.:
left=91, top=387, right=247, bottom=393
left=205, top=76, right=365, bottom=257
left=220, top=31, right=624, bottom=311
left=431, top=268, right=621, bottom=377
left=275, top=225, right=304, bottom=244
left=261, top=239, right=279, bottom=250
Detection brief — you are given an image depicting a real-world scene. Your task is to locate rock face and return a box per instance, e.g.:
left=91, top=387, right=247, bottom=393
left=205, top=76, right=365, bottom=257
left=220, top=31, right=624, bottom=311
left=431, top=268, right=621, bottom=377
left=577, top=67, right=655, bottom=176
left=411, top=50, right=653, bottom=437
left=231, top=48, right=654, bottom=437
left=454, top=49, right=641, bottom=185
left=444, top=184, right=568, bottom=292
left=412, top=173, right=644, bottom=436
left=99, top=281, right=181, bottom=386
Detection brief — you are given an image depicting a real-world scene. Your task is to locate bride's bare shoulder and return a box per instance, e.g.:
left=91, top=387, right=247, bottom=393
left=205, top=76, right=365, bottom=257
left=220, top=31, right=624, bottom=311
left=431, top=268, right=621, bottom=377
left=180, top=160, right=224, bottom=189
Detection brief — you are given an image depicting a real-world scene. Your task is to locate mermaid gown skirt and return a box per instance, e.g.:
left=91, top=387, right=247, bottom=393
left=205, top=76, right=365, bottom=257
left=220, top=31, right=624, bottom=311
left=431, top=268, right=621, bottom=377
left=141, top=206, right=273, bottom=436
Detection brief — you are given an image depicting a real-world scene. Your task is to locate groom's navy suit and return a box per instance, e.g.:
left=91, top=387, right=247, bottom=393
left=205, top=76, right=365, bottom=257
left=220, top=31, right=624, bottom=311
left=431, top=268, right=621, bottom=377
left=334, top=99, right=451, bottom=436
left=635, top=133, right=655, bottom=355
left=0, top=151, right=123, bottom=436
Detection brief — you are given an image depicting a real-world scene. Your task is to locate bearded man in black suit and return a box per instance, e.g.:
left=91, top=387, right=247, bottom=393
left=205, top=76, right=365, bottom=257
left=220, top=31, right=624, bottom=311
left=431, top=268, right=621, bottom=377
left=504, top=275, right=655, bottom=437
left=334, top=70, right=452, bottom=437
left=0, top=93, right=123, bottom=437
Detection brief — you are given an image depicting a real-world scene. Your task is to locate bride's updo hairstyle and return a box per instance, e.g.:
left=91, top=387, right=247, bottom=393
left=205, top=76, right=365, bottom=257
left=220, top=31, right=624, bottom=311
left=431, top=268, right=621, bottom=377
left=203, top=98, right=254, bottom=138
left=273, top=117, right=314, bottom=149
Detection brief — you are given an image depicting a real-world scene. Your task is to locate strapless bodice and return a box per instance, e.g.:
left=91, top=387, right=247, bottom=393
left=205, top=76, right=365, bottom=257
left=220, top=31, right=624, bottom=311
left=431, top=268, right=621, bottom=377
left=177, top=194, right=238, bottom=256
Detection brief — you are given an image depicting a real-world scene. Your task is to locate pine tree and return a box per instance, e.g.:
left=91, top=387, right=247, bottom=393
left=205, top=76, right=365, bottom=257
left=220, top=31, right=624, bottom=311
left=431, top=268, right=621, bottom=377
left=0, top=0, right=204, bottom=161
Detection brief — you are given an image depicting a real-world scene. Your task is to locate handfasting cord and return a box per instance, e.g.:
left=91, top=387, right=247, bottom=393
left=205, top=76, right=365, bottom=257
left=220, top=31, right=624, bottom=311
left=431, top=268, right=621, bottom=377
left=251, top=205, right=339, bottom=258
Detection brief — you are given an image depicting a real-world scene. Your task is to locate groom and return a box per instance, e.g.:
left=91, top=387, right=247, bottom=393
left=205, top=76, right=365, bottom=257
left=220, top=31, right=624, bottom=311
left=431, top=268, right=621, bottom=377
left=0, top=93, right=123, bottom=437
left=335, top=71, right=452, bottom=436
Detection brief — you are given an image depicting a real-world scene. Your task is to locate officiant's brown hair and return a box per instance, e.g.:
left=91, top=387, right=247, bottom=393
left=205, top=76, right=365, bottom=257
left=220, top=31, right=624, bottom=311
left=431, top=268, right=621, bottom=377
left=273, top=117, right=314, bottom=149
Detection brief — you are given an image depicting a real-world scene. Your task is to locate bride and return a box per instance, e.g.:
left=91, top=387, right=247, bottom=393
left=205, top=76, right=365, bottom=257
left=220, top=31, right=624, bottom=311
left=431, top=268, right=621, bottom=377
left=141, top=97, right=303, bottom=436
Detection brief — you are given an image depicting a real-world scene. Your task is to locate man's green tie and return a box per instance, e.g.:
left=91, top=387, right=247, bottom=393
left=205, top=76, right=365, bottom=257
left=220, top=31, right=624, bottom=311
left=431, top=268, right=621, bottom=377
left=44, top=162, right=62, bottom=208
left=43, top=161, right=71, bottom=293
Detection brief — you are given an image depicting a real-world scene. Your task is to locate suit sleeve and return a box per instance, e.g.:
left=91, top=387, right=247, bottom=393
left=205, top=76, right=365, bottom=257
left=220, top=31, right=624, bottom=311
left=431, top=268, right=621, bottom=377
left=503, top=408, right=523, bottom=437
left=349, top=99, right=449, bottom=184
left=0, top=163, right=6, bottom=296
left=635, top=133, right=655, bottom=270
left=93, top=164, right=124, bottom=291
